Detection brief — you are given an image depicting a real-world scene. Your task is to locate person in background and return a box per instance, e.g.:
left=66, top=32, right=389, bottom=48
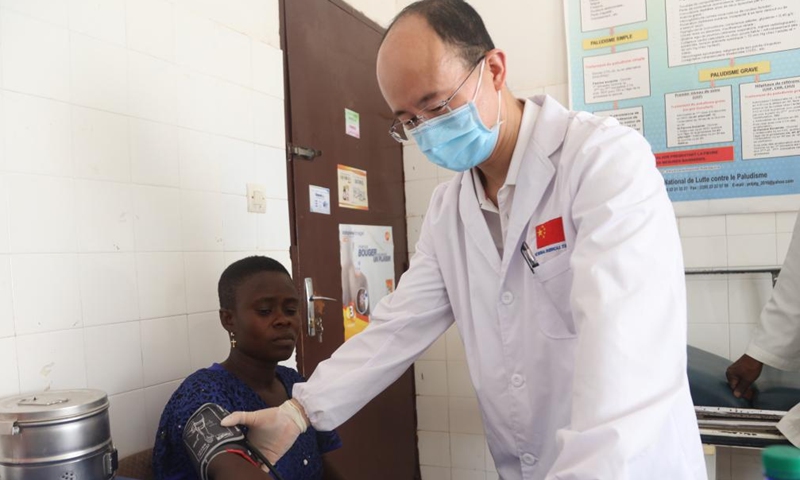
left=222, top=1, right=707, bottom=479
left=727, top=213, right=800, bottom=445
left=152, top=256, right=342, bottom=480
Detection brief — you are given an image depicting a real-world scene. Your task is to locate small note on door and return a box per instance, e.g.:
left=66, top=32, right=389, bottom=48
left=338, top=164, right=369, bottom=211
left=345, top=108, right=360, bottom=139
left=309, top=185, right=331, bottom=215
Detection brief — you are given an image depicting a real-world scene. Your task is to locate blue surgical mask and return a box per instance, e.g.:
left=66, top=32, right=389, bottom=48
left=411, top=61, right=503, bottom=172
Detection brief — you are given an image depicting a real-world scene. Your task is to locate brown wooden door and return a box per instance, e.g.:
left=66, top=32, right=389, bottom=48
left=280, top=1, right=419, bottom=478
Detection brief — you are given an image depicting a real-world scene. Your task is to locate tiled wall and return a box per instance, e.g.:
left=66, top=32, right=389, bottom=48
left=0, top=0, right=289, bottom=459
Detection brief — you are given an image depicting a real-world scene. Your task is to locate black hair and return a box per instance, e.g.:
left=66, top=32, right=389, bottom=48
left=218, top=256, right=291, bottom=310
left=385, top=0, right=495, bottom=67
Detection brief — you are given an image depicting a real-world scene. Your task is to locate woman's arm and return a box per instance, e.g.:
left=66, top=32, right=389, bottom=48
left=208, top=452, right=272, bottom=480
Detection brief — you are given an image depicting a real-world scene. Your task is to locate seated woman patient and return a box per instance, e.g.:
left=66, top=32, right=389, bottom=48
left=153, top=256, right=342, bottom=480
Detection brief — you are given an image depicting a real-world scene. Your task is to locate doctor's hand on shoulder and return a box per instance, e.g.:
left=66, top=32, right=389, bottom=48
left=221, top=399, right=309, bottom=465
left=727, top=353, right=764, bottom=400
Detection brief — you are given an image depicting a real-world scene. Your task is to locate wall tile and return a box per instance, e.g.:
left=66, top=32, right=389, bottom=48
left=133, top=186, right=182, bottom=252
left=67, top=0, right=126, bottom=46
left=727, top=234, right=777, bottom=267
left=253, top=92, right=285, bottom=148
left=109, top=389, right=149, bottom=458
left=255, top=145, right=288, bottom=200
left=544, top=83, right=569, bottom=107
left=11, top=254, right=80, bottom=334
left=220, top=136, right=255, bottom=195
left=418, top=431, right=450, bottom=468
left=16, top=329, right=86, bottom=393
left=130, top=120, right=180, bottom=187
left=450, top=433, right=485, bottom=470
left=415, top=360, right=449, bottom=397
left=0, top=0, right=68, bottom=25
left=7, top=175, right=76, bottom=253
left=175, top=9, right=248, bottom=85
left=257, top=199, right=291, bottom=251
left=419, top=466, right=451, bottom=480
left=0, top=11, right=70, bottom=101
left=777, top=212, right=797, bottom=234
left=406, top=216, right=424, bottom=254
left=126, top=0, right=175, bottom=61
left=447, top=361, right=476, bottom=398
left=188, top=311, right=229, bottom=371
left=419, top=333, right=447, bottom=361
left=726, top=213, right=776, bottom=236
left=177, top=70, right=216, bottom=134
left=681, top=236, right=728, bottom=269
left=485, top=441, right=496, bottom=472
left=405, top=179, right=439, bottom=217
left=222, top=195, right=257, bottom=252
left=215, top=80, right=254, bottom=141
left=143, top=379, right=182, bottom=444
left=72, top=106, right=130, bottom=182
left=728, top=275, right=773, bottom=324
left=252, top=42, right=283, bottom=98
left=729, top=323, right=757, bottom=362
left=128, top=51, right=178, bottom=124
left=181, top=191, right=223, bottom=252
left=141, top=315, right=191, bottom=386
left=84, top=321, right=143, bottom=395
left=417, top=395, right=449, bottom=432
left=778, top=233, right=792, bottom=265
left=451, top=469, right=485, bottom=480
left=686, top=279, right=728, bottom=324
left=0, top=337, right=19, bottom=397
left=449, top=397, right=484, bottom=435
left=79, top=253, right=139, bottom=326
left=0, top=256, right=12, bottom=338
left=184, top=252, right=224, bottom=314
left=70, top=33, right=128, bottom=114
left=446, top=326, right=467, bottom=361
left=3, top=92, right=72, bottom=177
left=436, top=166, right=456, bottom=183
left=136, top=252, right=186, bottom=319
left=680, top=215, right=726, bottom=238
left=75, top=180, right=135, bottom=253
left=179, top=129, right=221, bottom=192
left=404, top=144, right=439, bottom=182
left=687, top=324, right=729, bottom=359
left=0, top=176, right=7, bottom=253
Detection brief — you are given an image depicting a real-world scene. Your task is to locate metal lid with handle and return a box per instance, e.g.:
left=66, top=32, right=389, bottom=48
left=0, top=389, right=108, bottom=429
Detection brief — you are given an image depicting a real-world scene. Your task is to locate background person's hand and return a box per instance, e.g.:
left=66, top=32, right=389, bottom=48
left=726, top=354, right=764, bottom=400
left=221, top=400, right=308, bottom=465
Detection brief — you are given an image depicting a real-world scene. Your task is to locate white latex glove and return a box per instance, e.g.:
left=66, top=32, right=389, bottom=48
left=221, top=400, right=309, bottom=465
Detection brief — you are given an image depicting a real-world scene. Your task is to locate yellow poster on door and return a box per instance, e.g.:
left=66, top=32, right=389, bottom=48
left=339, top=225, right=395, bottom=341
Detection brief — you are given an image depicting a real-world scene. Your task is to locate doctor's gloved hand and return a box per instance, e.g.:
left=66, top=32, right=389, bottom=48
left=220, top=399, right=309, bottom=465
left=726, top=354, right=764, bottom=400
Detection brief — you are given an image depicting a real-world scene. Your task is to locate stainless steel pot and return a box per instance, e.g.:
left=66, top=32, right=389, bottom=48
left=0, top=389, right=117, bottom=480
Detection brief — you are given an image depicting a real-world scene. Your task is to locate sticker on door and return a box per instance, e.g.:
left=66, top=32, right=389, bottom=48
left=309, top=185, right=331, bottom=215
left=337, top=164, right=369, bottom=210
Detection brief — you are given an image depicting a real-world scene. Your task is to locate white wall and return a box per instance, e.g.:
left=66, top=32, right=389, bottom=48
left=397, top=2, right=793, bottom=480
left=0, top=0, right=289, bottom=459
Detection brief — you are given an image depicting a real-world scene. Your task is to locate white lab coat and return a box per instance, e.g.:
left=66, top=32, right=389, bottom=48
left=293, top=96, right=707, bottom=480
left=747, top=213, right=800, bottom=446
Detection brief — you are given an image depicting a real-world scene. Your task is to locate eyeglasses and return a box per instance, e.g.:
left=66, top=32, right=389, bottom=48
left=388, top=58, right=484, bottom=143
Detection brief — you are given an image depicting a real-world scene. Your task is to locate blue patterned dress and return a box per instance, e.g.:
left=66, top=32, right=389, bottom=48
left=153, top=364, right=342, bottom=480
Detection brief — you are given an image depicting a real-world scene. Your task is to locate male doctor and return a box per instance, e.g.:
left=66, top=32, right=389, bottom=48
left=223, top=1, right=707, bottom=478
left=727, top=214, right=800, bottom=445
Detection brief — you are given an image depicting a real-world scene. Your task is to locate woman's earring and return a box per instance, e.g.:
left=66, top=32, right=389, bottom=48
left=230, top=332, right=237, bottom=349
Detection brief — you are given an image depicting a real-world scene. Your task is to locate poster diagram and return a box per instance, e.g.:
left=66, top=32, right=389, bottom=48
left=339, top=225, right=395, bottom=341
left=337, top=164, right=369, bottom=211
left=565, top=0, right=800, bottom=209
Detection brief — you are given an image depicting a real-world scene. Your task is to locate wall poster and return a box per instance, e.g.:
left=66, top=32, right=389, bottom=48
left=565, top=0, right=800, bottom=215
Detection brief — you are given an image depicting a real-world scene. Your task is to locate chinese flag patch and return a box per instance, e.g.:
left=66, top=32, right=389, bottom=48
left=535, top=217, right=566, bottom=249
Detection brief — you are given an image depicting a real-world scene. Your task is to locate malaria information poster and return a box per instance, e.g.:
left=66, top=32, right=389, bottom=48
left=564, top=0, right=800, bottom=214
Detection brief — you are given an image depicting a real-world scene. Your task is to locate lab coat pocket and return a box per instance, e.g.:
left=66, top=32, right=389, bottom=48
left=534, top=253, right=576, bottom=339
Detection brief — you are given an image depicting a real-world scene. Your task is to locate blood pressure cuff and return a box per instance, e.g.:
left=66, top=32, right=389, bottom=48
left=182, top=403, right=259, bottom=480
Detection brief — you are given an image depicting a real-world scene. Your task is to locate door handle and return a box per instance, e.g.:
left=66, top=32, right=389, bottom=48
left=304, top=278, right=337, bottom=343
